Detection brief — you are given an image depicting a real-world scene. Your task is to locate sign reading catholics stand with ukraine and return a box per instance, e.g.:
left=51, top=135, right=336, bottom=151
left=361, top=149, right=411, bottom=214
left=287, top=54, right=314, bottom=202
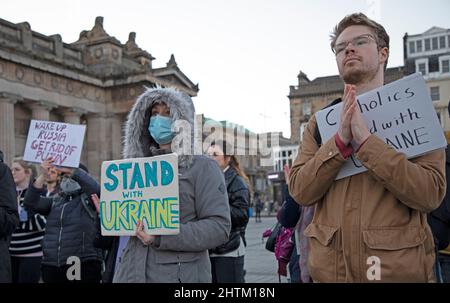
left=315, top=73, right=447, bottom=180
left=100, top=153, right=180, bottom=236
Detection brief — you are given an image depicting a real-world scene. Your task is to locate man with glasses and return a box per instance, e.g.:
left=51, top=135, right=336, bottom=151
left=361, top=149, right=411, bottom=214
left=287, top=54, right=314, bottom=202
left=289, top=13, right=446, bottom=282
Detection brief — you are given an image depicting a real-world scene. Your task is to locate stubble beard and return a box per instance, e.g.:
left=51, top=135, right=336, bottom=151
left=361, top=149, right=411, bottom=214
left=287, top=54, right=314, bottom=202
left=342, top=62, right=379, bottom=86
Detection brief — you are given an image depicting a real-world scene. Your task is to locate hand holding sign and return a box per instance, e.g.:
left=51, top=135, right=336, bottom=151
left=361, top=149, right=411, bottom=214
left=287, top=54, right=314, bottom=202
left=136, top=220, right=156, bottom=246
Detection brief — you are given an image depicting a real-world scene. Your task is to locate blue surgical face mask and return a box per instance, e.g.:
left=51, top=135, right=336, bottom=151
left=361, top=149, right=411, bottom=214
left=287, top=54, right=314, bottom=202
left=149, top=115, right=174, bottom=145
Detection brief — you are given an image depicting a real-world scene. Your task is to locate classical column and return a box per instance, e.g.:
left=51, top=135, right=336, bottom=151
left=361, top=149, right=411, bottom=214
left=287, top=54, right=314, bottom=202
left=29, top=101, right=55, bottom=121
left=86, top=113, right=112, bottom=180
left=0, top=93, right=20, bottom=165
left=62, top=108, right=86, bottom=124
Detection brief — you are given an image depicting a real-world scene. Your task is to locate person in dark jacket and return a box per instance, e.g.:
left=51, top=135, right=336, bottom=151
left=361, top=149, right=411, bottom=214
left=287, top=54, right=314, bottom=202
left=207, top=140, right=250, bottom=283
left=427, top=101, right=450, bottom=283
left=24, top=158, right=103, bottom=283
left=0, top=150, right=19, bottom=283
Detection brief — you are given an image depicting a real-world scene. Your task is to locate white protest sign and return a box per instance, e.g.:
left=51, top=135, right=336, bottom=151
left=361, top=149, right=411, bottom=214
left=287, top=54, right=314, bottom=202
left=23, top=120, right=86, bottom=168
left=315, top=73, right=447, bottom=180
left=100, top=153, right=180, bottom=236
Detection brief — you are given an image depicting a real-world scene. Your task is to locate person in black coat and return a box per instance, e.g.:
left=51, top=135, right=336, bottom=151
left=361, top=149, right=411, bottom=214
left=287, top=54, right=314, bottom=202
left=0, top=150, right=19, bottom=283
left=207, top=140, right=250, bottom=283
left=24, top=158, right=103, bottom=283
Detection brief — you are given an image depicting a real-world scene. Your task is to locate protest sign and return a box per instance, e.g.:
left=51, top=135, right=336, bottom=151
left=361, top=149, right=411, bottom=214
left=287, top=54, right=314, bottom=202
left=315, top=73, right=447, bottom=180
left=100, top=153, right=180, bottom=236
left=23, top=120, right=86, bottom=168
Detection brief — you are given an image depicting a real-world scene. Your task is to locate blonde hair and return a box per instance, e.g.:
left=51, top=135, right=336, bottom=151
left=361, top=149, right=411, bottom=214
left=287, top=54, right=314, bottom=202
left=12, top=157, right=37, bottom=181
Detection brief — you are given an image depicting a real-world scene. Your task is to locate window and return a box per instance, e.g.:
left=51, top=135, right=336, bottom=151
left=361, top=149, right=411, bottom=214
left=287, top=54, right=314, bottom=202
left=425, top=38, right=431, bottom=51
left=440, top=36, right=446, bottom=49
left=432, top=37, right=438, bottom=50
left=416, top=40, right=423, bottom=52
left=409, top=41, right=415, bottom=54
left=418, top=63, right=426, bottom=75
left=442, top=59, right=450, bottom=73
left=430, top=86, right=440, bottom=101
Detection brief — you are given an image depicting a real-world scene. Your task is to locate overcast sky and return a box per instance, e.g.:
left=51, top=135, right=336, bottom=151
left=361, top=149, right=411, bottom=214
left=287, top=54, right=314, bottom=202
left=2, top=0, right=450, bottom=138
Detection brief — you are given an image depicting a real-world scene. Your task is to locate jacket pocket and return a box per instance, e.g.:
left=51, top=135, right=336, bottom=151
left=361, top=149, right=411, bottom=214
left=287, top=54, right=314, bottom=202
left=362, top=227, right=431, bottom=282
left=304, top=223, right=340, bottom=282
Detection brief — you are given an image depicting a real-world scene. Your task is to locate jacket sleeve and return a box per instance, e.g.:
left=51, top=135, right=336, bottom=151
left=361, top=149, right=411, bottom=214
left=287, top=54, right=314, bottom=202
left=228, top=176, right=249, bottom=229
left=72, top=168, right=100, bottom=197
left=155, top=158, right=231, bottom=252
left=355, top=134, right=446, bottom=212
left=289, top=115, right=347, bottom=206
left=0, top=164, right=19, bottom=238
left=279, top=184, right=301, bottom=228
left=23, top=184, right=53, bottom=216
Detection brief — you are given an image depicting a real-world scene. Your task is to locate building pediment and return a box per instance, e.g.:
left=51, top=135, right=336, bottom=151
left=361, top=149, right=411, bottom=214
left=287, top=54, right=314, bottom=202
left=422, top=26, right=448, bottom=36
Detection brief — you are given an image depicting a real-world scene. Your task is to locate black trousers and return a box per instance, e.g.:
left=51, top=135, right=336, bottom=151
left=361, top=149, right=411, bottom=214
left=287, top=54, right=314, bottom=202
left=210, top=256, right=245, bottom=283
left=11, top=256, right=42, bottom=283
left=41, top=260, right=102, bottom=283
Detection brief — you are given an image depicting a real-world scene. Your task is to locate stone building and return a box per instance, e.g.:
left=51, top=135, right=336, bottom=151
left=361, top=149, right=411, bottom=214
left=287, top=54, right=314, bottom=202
left=0, top=16, right=198, bottom=178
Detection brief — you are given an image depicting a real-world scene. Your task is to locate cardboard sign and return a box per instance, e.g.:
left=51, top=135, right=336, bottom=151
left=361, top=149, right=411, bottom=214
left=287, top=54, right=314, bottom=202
left=315, top=73, right=447, bottom=180
left=100, top=153, right=180, bottom=236
left=23, top=120, right=86, bottom=168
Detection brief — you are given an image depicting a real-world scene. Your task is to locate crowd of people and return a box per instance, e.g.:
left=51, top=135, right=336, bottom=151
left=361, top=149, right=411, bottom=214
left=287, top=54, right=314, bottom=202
left=0, top=12, right=449, bottom=283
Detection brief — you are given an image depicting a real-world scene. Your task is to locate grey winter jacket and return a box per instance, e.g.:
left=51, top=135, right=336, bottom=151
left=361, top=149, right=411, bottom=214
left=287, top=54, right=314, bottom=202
left=24, top=168, right=103, bottom=267
left=113, top=87, right=231, bottom=283
left=0, top=154, right=19, bottom=283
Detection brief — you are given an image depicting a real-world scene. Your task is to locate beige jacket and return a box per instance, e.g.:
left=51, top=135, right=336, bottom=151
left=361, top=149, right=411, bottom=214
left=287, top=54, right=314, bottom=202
left=289, top=114, right=446, bottom=282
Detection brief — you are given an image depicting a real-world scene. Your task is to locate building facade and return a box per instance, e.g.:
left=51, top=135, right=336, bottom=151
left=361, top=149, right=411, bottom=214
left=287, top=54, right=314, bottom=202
left=0, top=16, right=198, bottom=178
left=404, top=26, right=450, bottom=139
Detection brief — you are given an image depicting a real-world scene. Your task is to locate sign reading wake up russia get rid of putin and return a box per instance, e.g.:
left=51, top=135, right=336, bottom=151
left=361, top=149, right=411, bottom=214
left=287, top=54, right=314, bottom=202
left=100, top=153, right=179, bottom=236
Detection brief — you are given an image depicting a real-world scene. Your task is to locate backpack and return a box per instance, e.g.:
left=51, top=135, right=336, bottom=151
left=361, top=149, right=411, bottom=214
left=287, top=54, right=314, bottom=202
left=274, top=226, right=295, bottom=278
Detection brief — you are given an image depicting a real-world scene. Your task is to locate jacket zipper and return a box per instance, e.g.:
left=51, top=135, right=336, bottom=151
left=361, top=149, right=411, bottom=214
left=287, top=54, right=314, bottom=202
left=57, top=197, right=69, bottom=267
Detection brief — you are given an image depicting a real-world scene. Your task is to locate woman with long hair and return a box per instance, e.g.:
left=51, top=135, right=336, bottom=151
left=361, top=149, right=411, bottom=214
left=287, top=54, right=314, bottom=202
left=9, top=158, right=45, bottom=283
left=207, top=140, right=250, bottom=283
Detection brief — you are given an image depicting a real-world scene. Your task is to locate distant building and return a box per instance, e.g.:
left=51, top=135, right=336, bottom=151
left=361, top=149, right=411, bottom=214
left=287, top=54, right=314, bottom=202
left=404, top=26, right=450, bottom=139
left=0, top=16, right=198, bottom=178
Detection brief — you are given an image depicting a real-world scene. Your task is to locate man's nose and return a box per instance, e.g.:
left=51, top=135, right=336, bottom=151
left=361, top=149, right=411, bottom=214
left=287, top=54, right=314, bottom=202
left=344, top=43, right=356, bottom=55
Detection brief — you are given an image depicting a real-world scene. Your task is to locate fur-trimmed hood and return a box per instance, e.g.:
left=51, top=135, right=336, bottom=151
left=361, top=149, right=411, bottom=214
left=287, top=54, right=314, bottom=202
left=123, top=87, right=195, bottom=169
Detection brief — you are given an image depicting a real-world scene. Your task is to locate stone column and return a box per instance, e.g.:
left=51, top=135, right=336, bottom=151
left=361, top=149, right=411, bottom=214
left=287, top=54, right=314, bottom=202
left=62, top=108, right=86, bottom=124
left=0, top=93, right=20, bottom=165
left=86, top=113, right=112, bottom=180
left=29, top=101, right=55, bottom=121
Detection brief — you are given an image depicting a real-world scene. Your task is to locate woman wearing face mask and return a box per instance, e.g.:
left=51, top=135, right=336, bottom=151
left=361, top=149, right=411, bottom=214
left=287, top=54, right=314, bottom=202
left=207, top=140, right=250, bottom=283
left=112, top=87, right=231, bottom=283
left=24, top=160, right=104, bottom=283
left=9, top=158, right=45, bottom=283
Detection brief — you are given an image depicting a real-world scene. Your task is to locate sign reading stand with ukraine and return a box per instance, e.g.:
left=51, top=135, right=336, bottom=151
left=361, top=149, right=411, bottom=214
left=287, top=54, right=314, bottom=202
left=100, top=153, right=180, bottom=236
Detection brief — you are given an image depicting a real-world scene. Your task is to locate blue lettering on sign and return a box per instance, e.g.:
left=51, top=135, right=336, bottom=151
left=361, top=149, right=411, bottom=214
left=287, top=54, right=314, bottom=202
left=130, top=163, right=145, bottom=190
left=104, top=164, right=119, bottom=191
left=103, top=159, right=175, bottom=191
left=160, top=161, right=174, bottom=186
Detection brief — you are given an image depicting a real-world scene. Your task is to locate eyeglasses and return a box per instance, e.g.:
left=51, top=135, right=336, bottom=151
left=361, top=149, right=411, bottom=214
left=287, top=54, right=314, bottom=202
left=332, top=34, right=377, bottom=55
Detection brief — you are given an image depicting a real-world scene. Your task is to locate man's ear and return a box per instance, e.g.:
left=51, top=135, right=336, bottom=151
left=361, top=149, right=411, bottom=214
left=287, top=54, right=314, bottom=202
left=379, top=47, right=389, bottom=67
